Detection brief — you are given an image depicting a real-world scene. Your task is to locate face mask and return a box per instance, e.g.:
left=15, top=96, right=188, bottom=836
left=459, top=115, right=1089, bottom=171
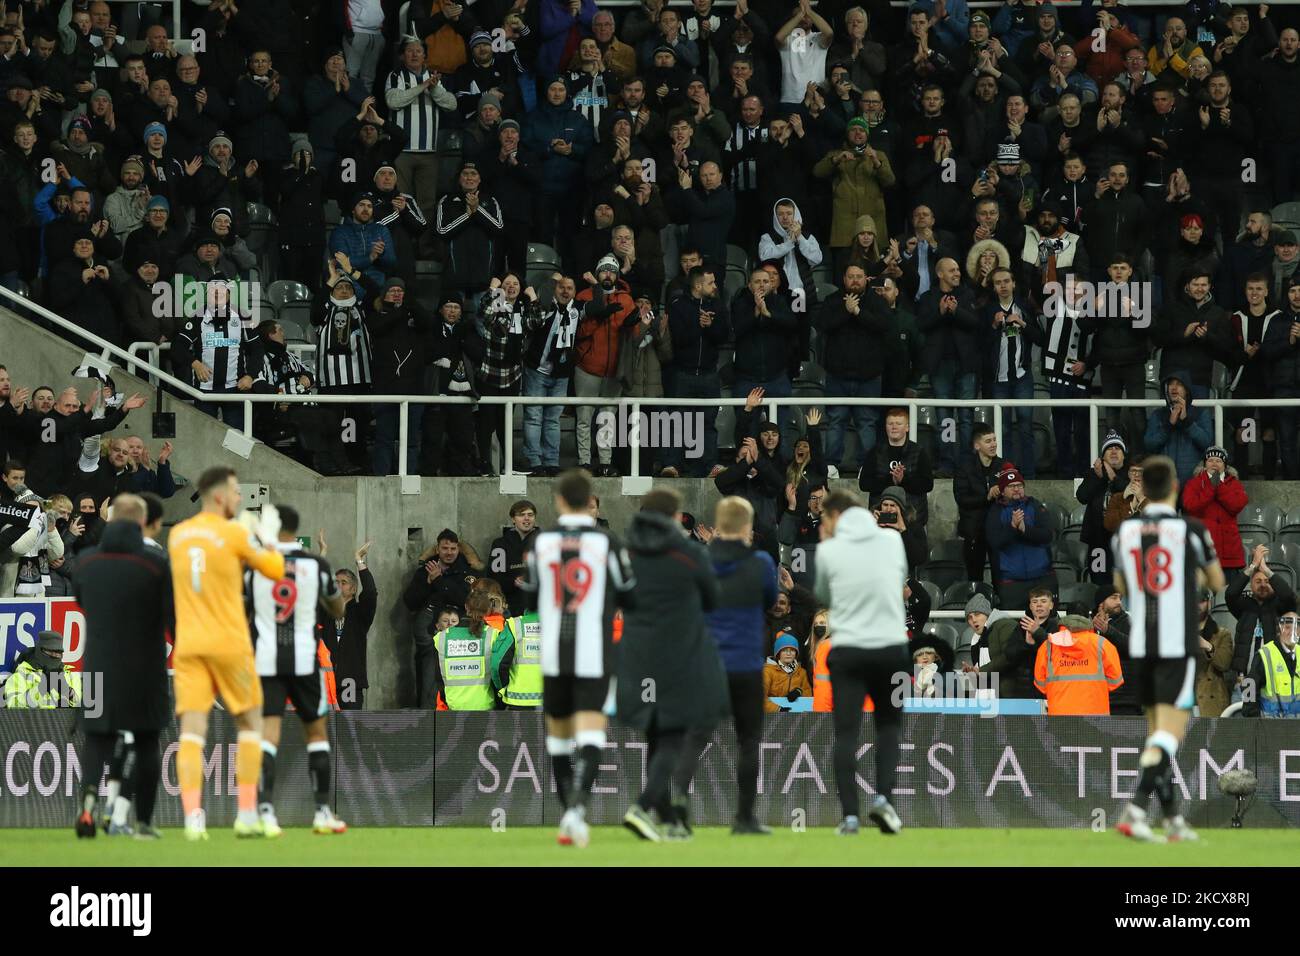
left=813, top=624, right=828, bottom=638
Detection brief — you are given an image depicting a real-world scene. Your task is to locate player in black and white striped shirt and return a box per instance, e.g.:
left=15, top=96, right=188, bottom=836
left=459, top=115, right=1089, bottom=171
left=1111, top=456, right=1225, bottom=843
left=520, top=469, right=635, bottom=848
left=244, top=505, right=348, bottom=837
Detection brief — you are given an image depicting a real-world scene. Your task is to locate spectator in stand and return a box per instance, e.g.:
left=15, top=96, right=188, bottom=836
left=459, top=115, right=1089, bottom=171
left=175, top=233, right=241, bottom=284
left=50, top=232, right=122, bottom=346
left=716, top=432, right=785, bottom=564
left=232, top=50, right=297, bottom=201
left=671, top=159, right=734, bottom=273
left=51, top=115, right=113, bottom=198
left=1192, top=590, right=1233, bottom=717
left=1260, top=27, right=1300, bottom=205
left=813, top=117, right=894, bottom=273
left=320, top=541, right=375, bottom=711
left=329, top=191, right=397, bottom=288
left=385, top=38, right=456, bottom=256
left=405, top=528, right=482, bottom=686
left=124, top=437, right=175, bottom=499
left=361, top=164, right=421, bottom=288
left=75, top=435, right=134, bottom=512
left=304, top=48, right=367, bottom=175
left=476, top=275, right=542, bottom=476
left=1227, top=543, right=1294, bottom=703
left=488, top=499, right=539, bottom=613
left=521, top=274, right=581, bottom=477
left=1264, top=276, right=1300, bottom=478
left=731, top=268, right=797, bottom=443
left=434, top=162, right=505, bottom=301
left=779, top=480, right=824, bottom=587
left=574, top=256, right=637, bottom=477
left=174, top=280, right=254, bottom=431
left=1182, top=445, right=1247, bottom=573
left=329, top=97, right=406, bottom=205
left=819, top=265, right=887, bottom=474
left=918, top=256, right=980, bottom=474
left=368, top=277, right=433, bottom=476
left=121, top=195, right=185, bottom=280
left=313, top=255, right=379, bottom=473
left=591, top=10, right=635, bottom=81
left=874, top=485, right=927, bottom=571
left=1154, top=267, right=1229, bottom=397
left=524, top=76, right=594, bottom=267
left=1228, top=273, right=1280, bottom=478
left=859, top=407, right=934, bottom=530
left=1103, top=456, right=1146, bottom=534
left=663, top=264, right=729, bottom=478
left=968, top=585, right=1060, bottom=698
left=765, top=632, right=813, bottom=712
left=1076, top=431, right=1127, bottom=584
left=7, top=385, right=143, bottom=499
left=425, top=293, right=481, bottom=477
left=1144, top=370, right=1212, bottom=482
left=1089, top=253, right=1149, bottom=447
left=1243, top=602, right=1300, bottom=718
left=982, top=266, right=1039, bottom=476
left=102, top=157, right=149, bottom=242
left=618, top=292, right=674, bottom=476
left=477, top=119, right=540, bottom=277
left=986, top=465, right=1055, bottom=609
left=952, top=422, right=1003, bottom=583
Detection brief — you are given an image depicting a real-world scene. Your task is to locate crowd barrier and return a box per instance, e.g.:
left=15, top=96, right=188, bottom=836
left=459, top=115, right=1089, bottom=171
left=3, top=711, right=1297, bottom=829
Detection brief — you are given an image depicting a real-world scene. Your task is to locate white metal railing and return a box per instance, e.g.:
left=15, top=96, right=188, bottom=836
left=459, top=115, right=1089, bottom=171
left=6, top=287, right=1294, bottom=483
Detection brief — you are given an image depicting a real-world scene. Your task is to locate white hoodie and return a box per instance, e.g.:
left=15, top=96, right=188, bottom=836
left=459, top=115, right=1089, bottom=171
left=813, top=507, right=908, bottom=651
left=757, top=198, right=823, bottom=295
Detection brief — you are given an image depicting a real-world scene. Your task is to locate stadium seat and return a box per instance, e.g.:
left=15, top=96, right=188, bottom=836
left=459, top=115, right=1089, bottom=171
left=930, top=539, right=963, bottom=564
left=1066, top=504, right=1086, bottom=532
left=1211, top=588, right=1228, bottom=613
left=245, top=202, right=279, bottom=277
left=526, top=243, right=561, bottom=272
left=278, top=317, right=309, bottom=343
left=726, top=244, right=749, bottom=274
left=1042, top=501, right=1068, bottom=535
left=940, top=580, right=997, bottom=611
left=918, top=579, right=943, bottom=610
left=1271, top=201, right=1300, bottom=232
left=917, top=561, right=966, bottom=591
left=268, top=280, right=310, bottom=309
left=1054, top=539, right=1083, bottom=570
left=1052, top=561, right=1079, bottom=586
left=1238, top=529, right=1273, bottom=556
left=921, top=621, right=959, bottom=651
left=1276, top=541, right=1300, bottom=572
left=1271, top=564, right=1297, bottom=594
left=1059, top=525, right=1081, bottom=555
left=724, top=269, right=746, bottom=302
left=323, top=198, right=342, bottom=225
left=1281, top=508, right=1300, bottom=536
left=1238, top=502, right=1282, bottom=538
left=1212, top=610, right=1238, bottom=637
left=1058, top=581, right=1097, bottom=615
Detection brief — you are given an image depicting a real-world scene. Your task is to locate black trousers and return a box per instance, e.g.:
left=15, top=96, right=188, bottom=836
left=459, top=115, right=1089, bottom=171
left=421, top=404, right=478, bottom=475
left=79, top=729, right=162, bottom=825
left=962, top=530, right=997, bottom=583
left=676, top=671, right=764, bottom=822
left=639, top=717, right=686, bottom=819
left=828, top=644, right=908, bottom=819
left=474, top=381, right=520, bottom=472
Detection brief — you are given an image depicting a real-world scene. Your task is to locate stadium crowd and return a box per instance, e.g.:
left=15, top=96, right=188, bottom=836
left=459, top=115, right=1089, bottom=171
left=1, top=0, right=1300, bottom=720
left=4, top=0, right=1300, bottom=480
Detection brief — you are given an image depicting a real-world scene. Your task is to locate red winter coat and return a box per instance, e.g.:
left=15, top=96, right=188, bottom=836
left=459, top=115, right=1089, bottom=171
left=1181, top=465, right=1248, bottom=569
left=575, top=279, right=637, bottom=378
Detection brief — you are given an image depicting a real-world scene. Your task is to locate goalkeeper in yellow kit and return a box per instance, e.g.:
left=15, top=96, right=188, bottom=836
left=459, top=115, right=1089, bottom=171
left=169, top=466, right=285, bottom=840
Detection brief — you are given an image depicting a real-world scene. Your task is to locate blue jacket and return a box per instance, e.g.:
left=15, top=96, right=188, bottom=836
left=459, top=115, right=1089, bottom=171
left=1143, top=370, right=1213, bottom=482
left=522, top=95, right=595, bottom=196
left=985, top=496, right=1053, bottom=582
left=706, top=538, right=779, bottom=673
left=327, top=217, right=397, bottom=287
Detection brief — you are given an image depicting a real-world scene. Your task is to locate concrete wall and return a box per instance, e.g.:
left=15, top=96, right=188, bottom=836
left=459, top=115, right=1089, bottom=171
left=9, top=308, right=1300, bottom=707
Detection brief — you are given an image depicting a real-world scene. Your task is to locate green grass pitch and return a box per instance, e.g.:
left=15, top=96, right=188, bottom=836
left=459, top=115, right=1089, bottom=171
left=6, top=827, right=1282, bottom=866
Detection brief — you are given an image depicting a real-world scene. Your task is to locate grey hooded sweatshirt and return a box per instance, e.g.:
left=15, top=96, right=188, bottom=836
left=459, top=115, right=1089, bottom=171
left=813, top=506, right=908, bottom=651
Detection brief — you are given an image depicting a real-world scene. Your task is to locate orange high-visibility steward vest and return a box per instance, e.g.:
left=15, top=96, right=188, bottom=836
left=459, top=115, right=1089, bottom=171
left=813, top=639, right=873, bottom=712
left=318, top=640, right=338, bottom=709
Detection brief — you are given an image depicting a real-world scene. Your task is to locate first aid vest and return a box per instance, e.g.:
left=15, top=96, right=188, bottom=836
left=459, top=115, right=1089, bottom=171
left=501, top=613, right=543, bottom=707
left=1258, top=642, right=1300, bottom=717
left=812, top=639, right=872, bottom=713
left=435, top=624, right=498, bottom=710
